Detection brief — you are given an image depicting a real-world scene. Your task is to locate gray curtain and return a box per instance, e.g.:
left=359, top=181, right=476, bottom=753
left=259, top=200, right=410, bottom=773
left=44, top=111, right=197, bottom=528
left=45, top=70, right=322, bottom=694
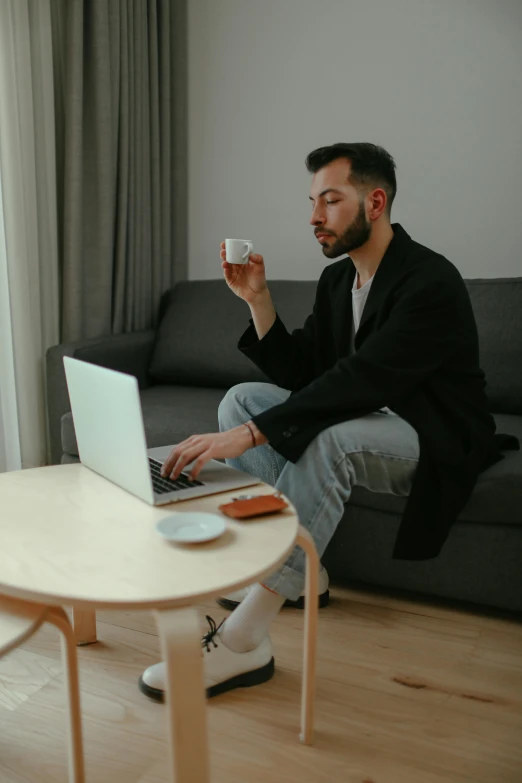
left=50, top=0, right=187, bottom=342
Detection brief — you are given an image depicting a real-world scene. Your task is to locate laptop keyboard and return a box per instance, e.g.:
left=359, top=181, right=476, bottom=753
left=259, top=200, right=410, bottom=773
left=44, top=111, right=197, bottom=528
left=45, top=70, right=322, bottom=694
left=148, top=457, right=204, bottom=495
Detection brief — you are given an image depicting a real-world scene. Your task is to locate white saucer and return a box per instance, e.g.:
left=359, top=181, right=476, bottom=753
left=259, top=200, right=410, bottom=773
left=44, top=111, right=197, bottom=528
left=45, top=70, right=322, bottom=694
left=156, top=512, right=226, bottom=543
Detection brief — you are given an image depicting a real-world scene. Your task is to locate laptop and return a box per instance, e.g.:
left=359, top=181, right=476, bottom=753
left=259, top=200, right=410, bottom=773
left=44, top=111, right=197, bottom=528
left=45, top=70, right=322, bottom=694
left=63, top=357, right=261, bottom=505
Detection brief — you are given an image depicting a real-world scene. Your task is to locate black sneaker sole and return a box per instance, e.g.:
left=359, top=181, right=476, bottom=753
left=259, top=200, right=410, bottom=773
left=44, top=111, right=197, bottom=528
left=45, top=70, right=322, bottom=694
left=138, top=657, right=275, bottom=703
left=216, top=589, right=330, bottom=612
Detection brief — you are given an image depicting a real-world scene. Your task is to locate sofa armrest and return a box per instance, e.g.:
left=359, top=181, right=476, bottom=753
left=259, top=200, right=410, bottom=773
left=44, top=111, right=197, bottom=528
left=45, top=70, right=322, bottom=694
left=45, top=330, right=156, bottom=465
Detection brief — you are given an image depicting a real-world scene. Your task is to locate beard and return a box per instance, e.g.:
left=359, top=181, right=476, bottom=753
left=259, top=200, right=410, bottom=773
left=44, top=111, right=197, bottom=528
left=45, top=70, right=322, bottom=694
left=319, top=199, right=372, bottom=259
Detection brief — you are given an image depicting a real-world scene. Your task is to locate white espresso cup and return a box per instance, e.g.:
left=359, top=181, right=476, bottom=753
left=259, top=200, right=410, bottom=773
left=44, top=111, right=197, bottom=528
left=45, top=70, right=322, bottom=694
left=225, top=238, right=254, bottom=264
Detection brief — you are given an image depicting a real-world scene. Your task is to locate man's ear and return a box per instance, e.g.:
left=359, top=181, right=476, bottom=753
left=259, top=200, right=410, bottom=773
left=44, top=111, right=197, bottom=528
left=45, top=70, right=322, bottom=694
left=368, top=188, right=388, bottom=221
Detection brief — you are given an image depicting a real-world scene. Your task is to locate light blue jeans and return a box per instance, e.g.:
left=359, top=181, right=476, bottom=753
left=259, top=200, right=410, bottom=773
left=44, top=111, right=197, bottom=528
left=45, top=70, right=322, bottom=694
left=218, top=382, right=420, bottom=601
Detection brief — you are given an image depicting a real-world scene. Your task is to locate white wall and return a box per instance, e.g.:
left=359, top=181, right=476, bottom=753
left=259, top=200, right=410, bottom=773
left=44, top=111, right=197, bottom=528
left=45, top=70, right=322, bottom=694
left=188, top=0, right=522, bottom=281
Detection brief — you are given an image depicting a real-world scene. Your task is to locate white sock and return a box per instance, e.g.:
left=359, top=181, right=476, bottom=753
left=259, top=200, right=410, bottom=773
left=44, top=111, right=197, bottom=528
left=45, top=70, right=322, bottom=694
left=219, top=584, right=286, bottom=653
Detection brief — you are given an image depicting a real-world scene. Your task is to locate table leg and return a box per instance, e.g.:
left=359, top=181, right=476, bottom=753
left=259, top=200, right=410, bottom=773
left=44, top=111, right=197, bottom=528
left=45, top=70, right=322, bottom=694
left=72, top=608, right=97, bottom=646
left=295, top=525, right=319, bottom=746
left=46, top=607, right=85, bottom=783
left=154, top=607, right=210, bottom=783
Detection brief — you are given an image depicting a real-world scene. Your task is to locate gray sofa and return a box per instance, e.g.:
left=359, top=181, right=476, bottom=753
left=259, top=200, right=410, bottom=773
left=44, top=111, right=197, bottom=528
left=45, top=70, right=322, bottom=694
left=46, top=278, right=522, bottom=614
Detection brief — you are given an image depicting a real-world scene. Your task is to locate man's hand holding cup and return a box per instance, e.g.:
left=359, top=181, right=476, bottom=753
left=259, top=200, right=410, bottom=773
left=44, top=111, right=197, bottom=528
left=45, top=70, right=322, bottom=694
left=220, top=239, right=268, bottom=304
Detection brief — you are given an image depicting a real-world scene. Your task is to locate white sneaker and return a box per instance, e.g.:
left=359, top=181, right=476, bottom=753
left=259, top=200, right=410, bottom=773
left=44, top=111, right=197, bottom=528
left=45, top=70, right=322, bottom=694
left=138, top=616, right=274, bottom=703
left=217, top=564, right=330, bottom=611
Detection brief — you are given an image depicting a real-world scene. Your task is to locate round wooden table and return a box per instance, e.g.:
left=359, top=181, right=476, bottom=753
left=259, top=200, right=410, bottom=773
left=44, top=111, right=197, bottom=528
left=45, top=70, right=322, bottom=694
left=0, top=463, right=319, bottom=783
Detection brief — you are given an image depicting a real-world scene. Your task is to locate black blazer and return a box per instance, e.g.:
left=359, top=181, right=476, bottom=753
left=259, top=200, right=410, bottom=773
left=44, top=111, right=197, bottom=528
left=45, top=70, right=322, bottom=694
left=238, top=223, right=518, bottom=560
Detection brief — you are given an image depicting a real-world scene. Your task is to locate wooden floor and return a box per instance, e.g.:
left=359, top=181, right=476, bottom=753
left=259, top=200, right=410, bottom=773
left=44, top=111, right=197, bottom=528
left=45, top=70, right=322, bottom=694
left=0, top=583, right=521, bottom=783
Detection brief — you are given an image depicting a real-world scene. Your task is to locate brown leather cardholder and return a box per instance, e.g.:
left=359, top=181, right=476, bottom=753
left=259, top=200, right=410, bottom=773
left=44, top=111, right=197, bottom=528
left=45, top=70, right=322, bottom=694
left=218, top=493, right=289, bottom=520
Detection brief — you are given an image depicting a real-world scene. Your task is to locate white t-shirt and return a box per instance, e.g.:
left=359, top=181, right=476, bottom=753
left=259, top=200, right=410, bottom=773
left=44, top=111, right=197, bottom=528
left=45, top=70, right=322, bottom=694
left=352, top=271, right=396, bottom=416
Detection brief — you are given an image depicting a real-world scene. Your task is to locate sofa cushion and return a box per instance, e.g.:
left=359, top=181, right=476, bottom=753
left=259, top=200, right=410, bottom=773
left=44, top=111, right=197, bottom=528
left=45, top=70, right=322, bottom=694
left=62, top=385, right=229, bottom=456
left=148, top=279, right=318, bottom=387
left=150, top=277, right=522, bottom=411
left=350, top=413, right=522, bottom=526
left=465, top=278, right=522, bottom=414
left=140, top=385, right=228, bottom=447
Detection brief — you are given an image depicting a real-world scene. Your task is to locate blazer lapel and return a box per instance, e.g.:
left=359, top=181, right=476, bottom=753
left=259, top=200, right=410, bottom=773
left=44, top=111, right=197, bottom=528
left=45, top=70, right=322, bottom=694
left=355, top=223, right=412, bottom=348
left=332, top=260, right=356, bottom=359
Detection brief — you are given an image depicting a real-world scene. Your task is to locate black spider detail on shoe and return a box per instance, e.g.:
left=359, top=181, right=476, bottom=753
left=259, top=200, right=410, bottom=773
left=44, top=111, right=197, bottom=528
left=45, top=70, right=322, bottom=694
left=201, top=615, right=225, bottom=652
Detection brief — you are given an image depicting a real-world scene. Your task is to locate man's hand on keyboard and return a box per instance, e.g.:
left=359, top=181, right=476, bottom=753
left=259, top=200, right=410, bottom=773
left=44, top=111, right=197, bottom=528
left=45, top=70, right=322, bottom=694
left=160, top=423, right=268, bottom=482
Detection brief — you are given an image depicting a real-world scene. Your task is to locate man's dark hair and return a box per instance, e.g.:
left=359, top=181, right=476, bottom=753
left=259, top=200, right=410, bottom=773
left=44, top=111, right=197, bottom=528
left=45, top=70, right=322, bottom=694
left=305, top=142, right=397, bottom=216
